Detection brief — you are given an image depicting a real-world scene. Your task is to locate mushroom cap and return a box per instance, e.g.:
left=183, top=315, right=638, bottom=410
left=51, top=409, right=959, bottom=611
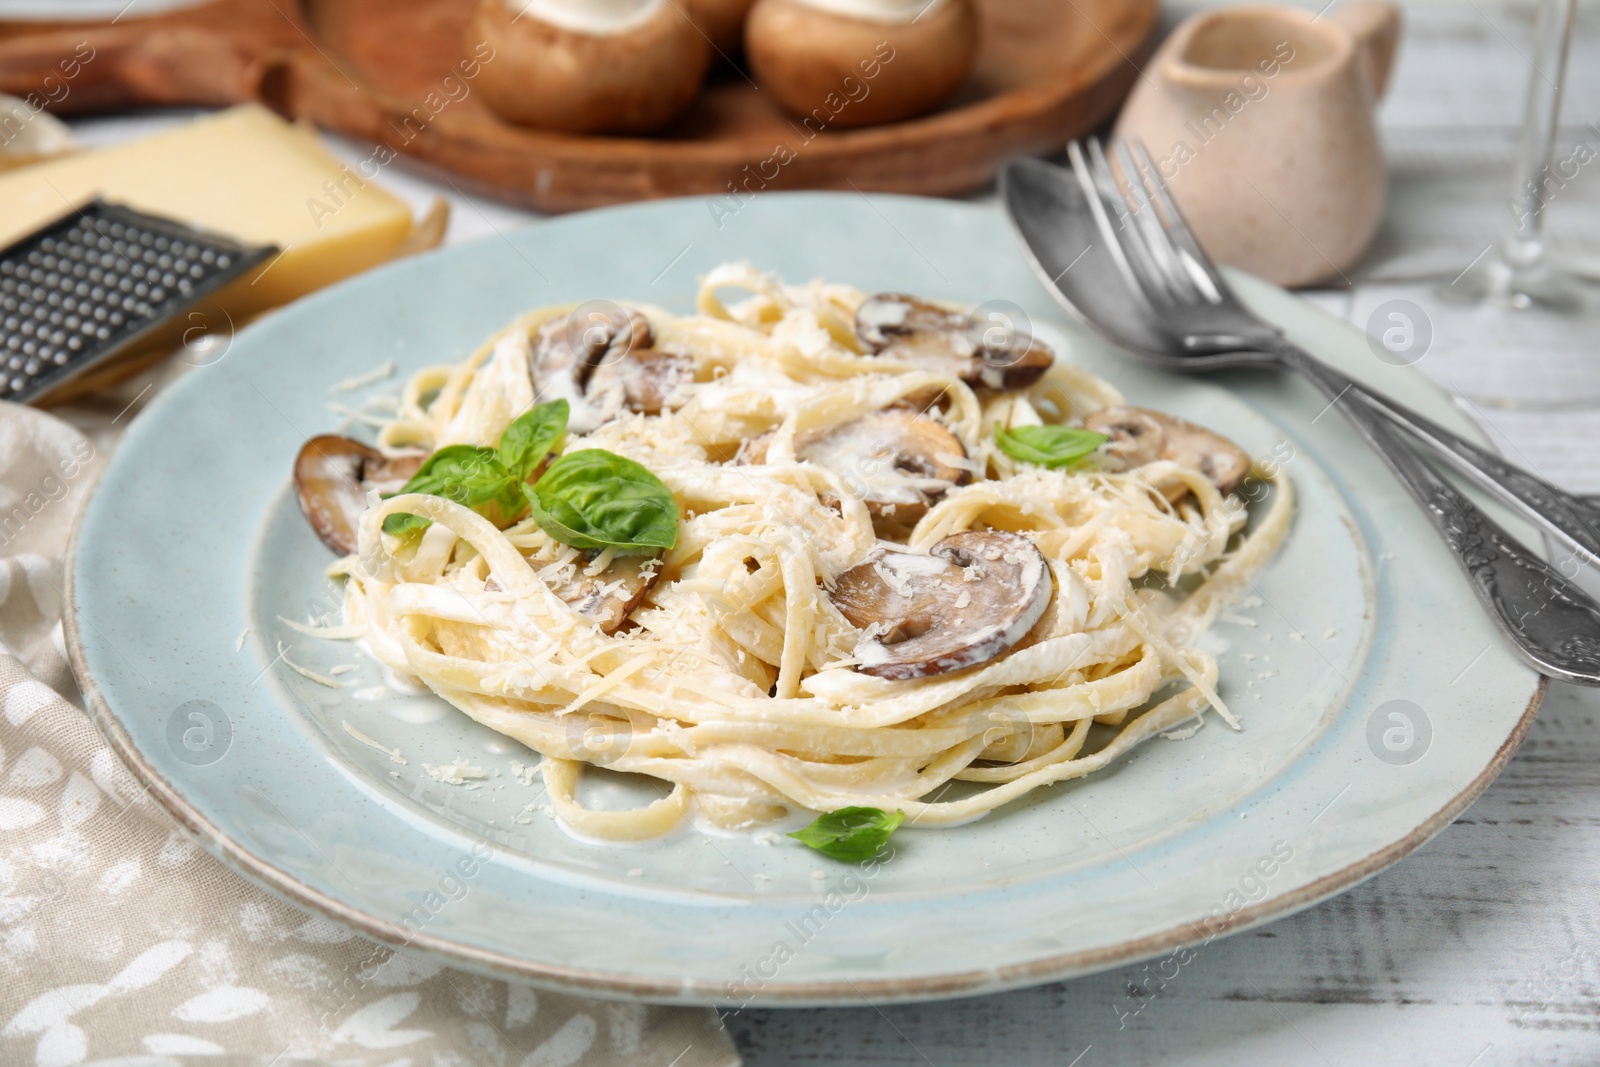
left=736, top=408, right=971, bottom=530
left=745, top=0, right=978, bottom=128
left=829, top=529, right=1053, bottom=680
left=1085, top=406, right=1252, bottom=499
left=683, top=0, right=758, bottom=54
left=855, top=293, right=1054, bottom=390
left=293, top=435, right=425, bottom=556
left=469, top=0, right=711, bottom=134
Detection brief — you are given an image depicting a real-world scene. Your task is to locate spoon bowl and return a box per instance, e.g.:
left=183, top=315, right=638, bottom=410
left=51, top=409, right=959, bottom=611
left=1000, top=156, right=1272, bottom=373
left=1000, top=150, right=1600, bottom=686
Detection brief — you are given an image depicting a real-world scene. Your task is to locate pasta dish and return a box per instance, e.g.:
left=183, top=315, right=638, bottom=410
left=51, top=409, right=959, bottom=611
left=290, top=263, right=1293, bottom=847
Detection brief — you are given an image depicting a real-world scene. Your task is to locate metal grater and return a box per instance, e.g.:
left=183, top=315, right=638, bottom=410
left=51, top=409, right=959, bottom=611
left=0, top=200, right=275, bottom=404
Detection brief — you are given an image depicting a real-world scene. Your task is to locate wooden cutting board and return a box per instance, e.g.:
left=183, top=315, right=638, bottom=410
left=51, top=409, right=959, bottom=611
left=0, top=0, right=1156, bottom=213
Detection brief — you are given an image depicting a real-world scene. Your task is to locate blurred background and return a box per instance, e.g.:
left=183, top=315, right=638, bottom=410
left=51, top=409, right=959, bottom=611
left=5, top=0, right=1600, bottom=478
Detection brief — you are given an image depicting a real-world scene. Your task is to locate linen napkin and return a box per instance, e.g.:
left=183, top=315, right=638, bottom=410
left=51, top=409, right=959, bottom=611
left=0, top=399, right=739, bottom=1067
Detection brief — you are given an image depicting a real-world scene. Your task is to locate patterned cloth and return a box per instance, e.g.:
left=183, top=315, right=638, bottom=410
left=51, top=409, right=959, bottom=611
left=0, top=400, right=740, bottom=1067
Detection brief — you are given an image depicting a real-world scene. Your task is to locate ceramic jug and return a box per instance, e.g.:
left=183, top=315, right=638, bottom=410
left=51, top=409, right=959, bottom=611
left=1114, top=0, right=1401, bottom=287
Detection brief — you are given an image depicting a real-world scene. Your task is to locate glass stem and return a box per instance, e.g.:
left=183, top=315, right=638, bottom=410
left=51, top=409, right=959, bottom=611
left=1503, top=0, right=1576, bottom=273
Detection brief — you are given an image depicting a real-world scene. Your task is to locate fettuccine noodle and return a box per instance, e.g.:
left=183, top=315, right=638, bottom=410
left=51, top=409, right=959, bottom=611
left=329, top=263, right=1292, bottom=840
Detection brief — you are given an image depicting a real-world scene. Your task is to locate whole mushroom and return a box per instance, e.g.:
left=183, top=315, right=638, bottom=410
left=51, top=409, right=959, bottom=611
left=683, top=0, right=758, bottom=54
left=829, top=529, right=1053, bottom=680
left=469, top=0, right=711, bottom=134
left=855, top=293, right=1054, bottom=390
left=745, top=0, right=978, bottom=128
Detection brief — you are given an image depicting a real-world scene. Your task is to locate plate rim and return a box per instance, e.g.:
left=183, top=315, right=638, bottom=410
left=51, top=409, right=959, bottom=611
left=63, top=192, right=1548, bottom=1003
left=65, top=605, right=1545, bottom=1001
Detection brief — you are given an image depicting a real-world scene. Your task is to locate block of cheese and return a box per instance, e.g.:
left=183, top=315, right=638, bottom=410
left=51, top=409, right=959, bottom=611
left=0, top=105, right=418, bottom=315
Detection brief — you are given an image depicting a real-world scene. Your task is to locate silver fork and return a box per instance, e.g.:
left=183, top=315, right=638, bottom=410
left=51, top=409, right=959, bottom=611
left=1074, top=137, right=1600, bottom=563
left=1050, top=137, right=1600, bottom=685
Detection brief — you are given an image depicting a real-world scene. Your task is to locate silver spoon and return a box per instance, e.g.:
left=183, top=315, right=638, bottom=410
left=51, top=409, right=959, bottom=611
left=1001, top=149, right=1600, bottom=686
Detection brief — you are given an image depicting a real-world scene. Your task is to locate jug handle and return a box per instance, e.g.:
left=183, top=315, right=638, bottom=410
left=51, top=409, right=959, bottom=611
left=1331, top=0, right=1402, bottom=100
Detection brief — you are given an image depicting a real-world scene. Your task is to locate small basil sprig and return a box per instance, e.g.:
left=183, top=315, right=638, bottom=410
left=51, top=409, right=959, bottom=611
left=994, top=423, right=1107, bottom=469
left=788, top=806, right=904, bottom=862
left=528, top=449, right=679, bottom=552
left=382, top=400, right=568, bottom=536
left=380, top=402, right=680, bottom=554
left=498, top=399, right=569, bottom=482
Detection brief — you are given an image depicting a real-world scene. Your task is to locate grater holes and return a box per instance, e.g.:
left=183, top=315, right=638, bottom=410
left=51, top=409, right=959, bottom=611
left=2, top=204, right=266, bottom=401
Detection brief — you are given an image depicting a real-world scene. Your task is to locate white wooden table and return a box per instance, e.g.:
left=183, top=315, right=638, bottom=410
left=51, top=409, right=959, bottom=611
left=46, top=2, right=1600, bottom=1063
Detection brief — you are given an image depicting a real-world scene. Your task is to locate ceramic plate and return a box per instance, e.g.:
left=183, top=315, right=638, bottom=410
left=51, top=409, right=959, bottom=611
left=66, top=194, right=1543, bottom=1006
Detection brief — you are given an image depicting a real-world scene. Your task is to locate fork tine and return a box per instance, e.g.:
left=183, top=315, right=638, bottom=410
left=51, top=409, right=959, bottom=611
left=1109, top=137, right=1203, bottom=304
left=1126, top=138, right=1231, bottom=303
left=1080, top=138, right=1173, bottom=310
left=1064, top=139, right=1153, bottom=309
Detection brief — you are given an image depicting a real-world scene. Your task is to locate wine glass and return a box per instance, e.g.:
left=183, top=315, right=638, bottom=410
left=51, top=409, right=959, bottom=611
left=1435, top=0, right=1600, bottom=408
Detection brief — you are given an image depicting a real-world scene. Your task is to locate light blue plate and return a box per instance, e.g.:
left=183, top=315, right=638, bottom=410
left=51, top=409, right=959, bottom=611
left=66, top=194, right=1542, bottom=1005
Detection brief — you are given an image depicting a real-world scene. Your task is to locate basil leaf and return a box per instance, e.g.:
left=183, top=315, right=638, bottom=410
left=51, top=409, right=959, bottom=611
left=528, top=449, right=679, bottom=552
left=499, top=399, right=569, bottom=482
left=381, top=511, right=431, bottom=537
left=380, top=444, right=523, bottom=535
left=995, top=424, right=1107, bottom=469
left=788, top=807, right=904, bottom=862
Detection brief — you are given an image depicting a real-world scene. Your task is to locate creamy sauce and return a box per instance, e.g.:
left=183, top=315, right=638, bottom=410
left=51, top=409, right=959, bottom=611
left=503, top=0, right=662, bottom=34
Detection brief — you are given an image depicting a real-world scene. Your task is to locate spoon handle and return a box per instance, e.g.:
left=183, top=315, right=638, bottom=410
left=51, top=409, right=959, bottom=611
left=1270, top=338, right=1600, bottom=685
left=1350, top=372, right=1600, bottom=568
left=1260, top=338, right=1600, bottom=569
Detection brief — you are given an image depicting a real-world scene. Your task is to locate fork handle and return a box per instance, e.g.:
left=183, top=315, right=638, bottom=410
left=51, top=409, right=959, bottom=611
left=1259, top=338, right=1600, bottom=565
left=1267, top=337, right=1600, bottom=685
left=1348, top=380, right=1600, bottom=567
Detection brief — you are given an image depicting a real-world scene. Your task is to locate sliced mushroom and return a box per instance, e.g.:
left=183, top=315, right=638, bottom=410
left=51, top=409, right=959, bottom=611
left=828, top=530, right=1052, bottom=680
left=735, top=430, right=775, bottom=465
left=1085, top=406, right=1251, bottom=501
left=855, top=294, right=1054, bottom=390
left=533, top=305, right=651, bottom=390
left=586, top=349, right=696, bottom=416
left=736, top=409, right=971, bottom=528
left=531, top=308, right=692, bottom=431
left=293, top=435, right=426, bottom=555
left=493, top=550, right=663, bottom=634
